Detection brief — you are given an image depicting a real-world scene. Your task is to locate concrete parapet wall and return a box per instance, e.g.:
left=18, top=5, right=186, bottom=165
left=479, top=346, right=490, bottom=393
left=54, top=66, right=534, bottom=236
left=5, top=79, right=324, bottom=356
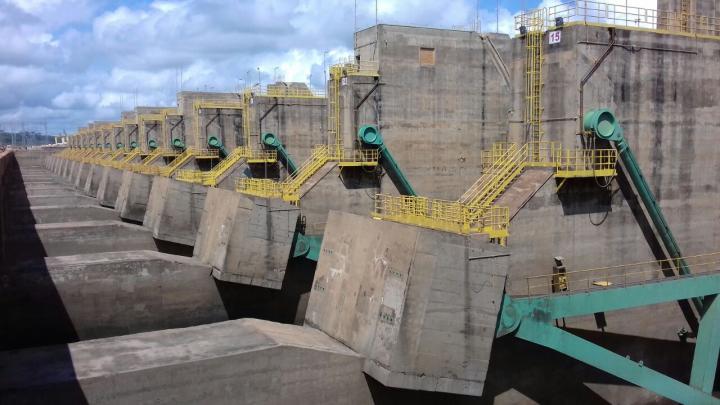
left=194, top=188, right=299, bottom=289
left=305, top=211, right=509, bottom=396
left=4, top=220, right=158, bottom=263
left=0, top=319, right=371, bottom=404
left=0, top=250, right=236, bottom=349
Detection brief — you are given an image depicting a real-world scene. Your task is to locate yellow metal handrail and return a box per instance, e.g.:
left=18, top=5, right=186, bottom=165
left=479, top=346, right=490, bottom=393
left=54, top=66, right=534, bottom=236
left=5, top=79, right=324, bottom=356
left=236, top=178, right=284, bottom=198
left=373, top=194, right=510, bottom=239
left=518, top=1, right=720, bottom=38
left=517, top=251, right=720, bottom=296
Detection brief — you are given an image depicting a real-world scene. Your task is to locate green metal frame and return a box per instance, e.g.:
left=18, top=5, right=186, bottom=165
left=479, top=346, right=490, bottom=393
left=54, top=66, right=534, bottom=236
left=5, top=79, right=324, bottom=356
left=358, top=125, right=417, bottom=196
left=497, top=273, right=720, bottom=404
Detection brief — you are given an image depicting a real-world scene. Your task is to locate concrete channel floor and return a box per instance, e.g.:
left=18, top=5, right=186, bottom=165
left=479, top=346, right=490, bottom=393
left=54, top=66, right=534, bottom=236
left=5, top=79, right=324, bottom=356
left=0, top=155, right=374, bottom=404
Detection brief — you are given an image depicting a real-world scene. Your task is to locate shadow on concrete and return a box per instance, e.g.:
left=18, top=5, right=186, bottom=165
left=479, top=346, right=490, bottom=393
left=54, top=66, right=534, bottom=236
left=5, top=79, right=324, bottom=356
left=364, top=327, right=708, bottom=404
left=556, top=178, right=614, bottom=216
left=214, top=256, right=317, bottom=325
left=0, top=155, right=88, bottom=404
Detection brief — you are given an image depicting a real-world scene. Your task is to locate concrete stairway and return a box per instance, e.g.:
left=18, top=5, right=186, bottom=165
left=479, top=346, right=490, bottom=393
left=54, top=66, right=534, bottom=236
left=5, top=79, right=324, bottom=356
left=494, top=167, right=553, bottom=220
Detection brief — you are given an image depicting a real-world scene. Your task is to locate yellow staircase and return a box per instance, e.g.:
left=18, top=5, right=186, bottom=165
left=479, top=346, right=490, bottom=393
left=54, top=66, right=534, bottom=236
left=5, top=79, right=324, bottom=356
left=372, top=141, right=618, bottom=242
left=177, top=147, right=277, bottom=186
left=236, top=145, right=378, bottom=203
left=283, top=145, right=332, bottom=202
left=158, top=148, right=218, bottom=178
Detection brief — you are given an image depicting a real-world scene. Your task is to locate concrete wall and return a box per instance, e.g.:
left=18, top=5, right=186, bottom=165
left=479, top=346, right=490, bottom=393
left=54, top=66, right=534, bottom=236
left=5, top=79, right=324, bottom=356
left=306, top=211, right=509, bottom=397
left=0, top=319, right=371, bottom=404
left=177, top=91, right=243, bottom=149
left=144, top=176, right=207, bottom=246
left=194, top=188, right=299, bottom=289
left=355, top=25, right=513, bottom=200
left=0, top=251, right=237, bottom=349
left=115, top=171, right=154, bottom=223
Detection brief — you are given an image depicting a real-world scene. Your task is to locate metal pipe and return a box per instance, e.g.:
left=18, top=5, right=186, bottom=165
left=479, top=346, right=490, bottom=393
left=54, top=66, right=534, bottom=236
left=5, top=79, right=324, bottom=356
left=578, top=29, right=616, bottom=135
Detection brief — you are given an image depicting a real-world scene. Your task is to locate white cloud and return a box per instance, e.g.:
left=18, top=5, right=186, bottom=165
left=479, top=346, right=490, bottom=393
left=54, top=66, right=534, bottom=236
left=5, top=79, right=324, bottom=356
left=0, top=0, right=667, bottom=134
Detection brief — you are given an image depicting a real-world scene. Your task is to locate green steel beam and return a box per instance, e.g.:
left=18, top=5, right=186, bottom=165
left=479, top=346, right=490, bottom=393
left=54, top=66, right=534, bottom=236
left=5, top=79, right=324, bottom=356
left=358, top=125, right=417, bottom=196
left=497, top=271, right=720, bottom=403
left=584, top=109, right=702, bottom=312
left=514, top=319, right=720, bottom=405
left=262, top=133, right=298, bottom=175
left=690, top=296, right=720, bottom=393
left=498, top=272, right=720, bottom=332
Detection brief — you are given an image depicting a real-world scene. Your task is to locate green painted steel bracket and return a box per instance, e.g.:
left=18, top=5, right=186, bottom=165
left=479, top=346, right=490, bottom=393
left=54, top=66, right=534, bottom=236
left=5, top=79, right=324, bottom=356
left=585, top=108, right=703, bottom=313
left=293, top=233, right=322, bottom=262
left=358, top=125, right=417, bottom=196
left=262, top=132, right=298, bottom=174
left=496, top=271, right=720, bottom=404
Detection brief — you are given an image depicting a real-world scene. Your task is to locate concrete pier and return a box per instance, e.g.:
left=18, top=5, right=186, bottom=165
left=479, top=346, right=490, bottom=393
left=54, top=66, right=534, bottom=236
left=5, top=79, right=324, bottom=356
left=305, top=211, right=509, bottom=396
left=0, top=319, right=371, bottom=404
left=115, top=170, right=154, bottom=223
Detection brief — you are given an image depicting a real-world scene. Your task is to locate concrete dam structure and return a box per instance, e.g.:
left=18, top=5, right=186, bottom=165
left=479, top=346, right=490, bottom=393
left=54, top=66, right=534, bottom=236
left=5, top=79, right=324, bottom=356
left=2, top=1, right=720, bottom=404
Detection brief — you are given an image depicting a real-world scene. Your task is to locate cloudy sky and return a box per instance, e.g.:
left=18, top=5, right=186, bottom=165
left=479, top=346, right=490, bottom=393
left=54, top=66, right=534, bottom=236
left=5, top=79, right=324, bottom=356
left=1, top=0, right=656, bottom=135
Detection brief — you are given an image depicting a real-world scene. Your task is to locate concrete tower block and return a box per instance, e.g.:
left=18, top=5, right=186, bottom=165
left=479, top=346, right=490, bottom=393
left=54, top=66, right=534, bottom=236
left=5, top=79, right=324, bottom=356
left=115, top=171, right=154, bottom=223
left=143, top=176, right=208, bottom=246
left=95, top=166, right=123, bottom=208
left=193, top=187, right=300, bottom=289
left=305, top=211, right=509, bottom=397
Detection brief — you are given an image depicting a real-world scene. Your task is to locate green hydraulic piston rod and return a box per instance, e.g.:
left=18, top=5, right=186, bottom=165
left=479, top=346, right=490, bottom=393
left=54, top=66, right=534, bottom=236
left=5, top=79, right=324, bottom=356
left=584, top=109, right=701, bottom=309
left=358, top=125, right=417, bottom=196
left=207, top=136, right=228, bottom=158
left=262, top=132, right=298, bottom=175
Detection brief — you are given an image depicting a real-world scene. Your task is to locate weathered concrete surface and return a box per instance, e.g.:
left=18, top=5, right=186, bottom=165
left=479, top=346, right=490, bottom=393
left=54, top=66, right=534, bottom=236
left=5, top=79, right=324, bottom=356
left=305, top=211, right=509, bottom=396
left=194, top=187, right=299, bottom=289
left=144, top=176, right=207, bottom=246
left=0, top=319, right=371, bottom=405
left=9, top=205, right=118, bottom=226
left=298, top=165, right=379, bottom=235
left=82, top=164, right=103, bottom=197
left=25, top=194, right=98, bottom=207
left=115, top=170, right=153, bottom=223
left=4, top=220, right=157, bottom=263
left=0, top=250, right=243, bottom=349
left=95, top=166, right=123, bottom=208
left=73, top=161, right=89, bottom=188
left=355, top=26, right=511, bottom=200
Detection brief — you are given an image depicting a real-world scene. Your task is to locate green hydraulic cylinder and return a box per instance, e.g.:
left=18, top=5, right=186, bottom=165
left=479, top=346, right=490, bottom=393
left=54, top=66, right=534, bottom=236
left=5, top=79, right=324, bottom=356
left=584, top=109, right=699, bottom=308
left=172, top=138, right=185, bottom=150
left=358, top=125, right=417, bottom=196
left=130, top=141, right=138, bottom=149
left=262, top=133, right=298, bottom=175
left=207, top=136, right=228, bottom=158
left=292, top=233, right=322, bottom=262
left=147, top=139, right=158, bottom=150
